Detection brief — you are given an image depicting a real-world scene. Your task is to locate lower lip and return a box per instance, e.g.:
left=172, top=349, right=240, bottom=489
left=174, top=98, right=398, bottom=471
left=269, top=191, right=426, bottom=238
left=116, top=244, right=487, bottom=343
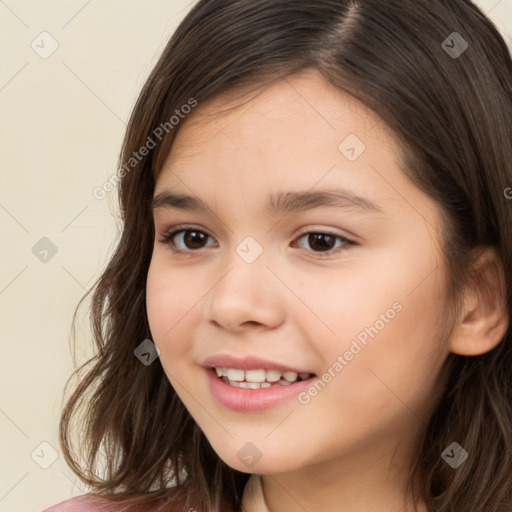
left=205, top=368, right=315, bottom=411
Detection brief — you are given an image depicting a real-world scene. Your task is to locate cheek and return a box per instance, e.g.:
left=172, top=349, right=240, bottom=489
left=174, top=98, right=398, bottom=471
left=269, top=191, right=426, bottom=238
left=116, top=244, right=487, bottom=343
left=146, top=259, right=196, bottom=357
left=305, top=244, right=448, bottom=404
left=332, top=292, right=448, bottom=422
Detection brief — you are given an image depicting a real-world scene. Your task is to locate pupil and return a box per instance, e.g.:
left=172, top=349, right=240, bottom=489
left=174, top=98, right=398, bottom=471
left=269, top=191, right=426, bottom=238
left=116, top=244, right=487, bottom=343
left=309, top=233, right=334, bottom=252
left=185, top=231, right=206, bottom=249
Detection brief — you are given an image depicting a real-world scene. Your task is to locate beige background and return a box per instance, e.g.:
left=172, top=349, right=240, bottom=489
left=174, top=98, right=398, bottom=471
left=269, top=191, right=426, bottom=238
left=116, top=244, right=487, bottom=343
left=0, top=1, right=510, bottom=511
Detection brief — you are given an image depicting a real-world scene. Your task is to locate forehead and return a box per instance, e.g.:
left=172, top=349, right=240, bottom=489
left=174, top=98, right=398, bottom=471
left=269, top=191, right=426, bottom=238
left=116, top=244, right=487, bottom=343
left=155, top=71, right=405, bottom=214
left=163, top=68, right=390, bottom=163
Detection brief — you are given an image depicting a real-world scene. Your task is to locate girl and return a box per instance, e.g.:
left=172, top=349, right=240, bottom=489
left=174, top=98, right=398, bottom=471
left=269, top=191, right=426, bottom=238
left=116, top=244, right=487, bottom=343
left=45, top=1, right=512, bottom=511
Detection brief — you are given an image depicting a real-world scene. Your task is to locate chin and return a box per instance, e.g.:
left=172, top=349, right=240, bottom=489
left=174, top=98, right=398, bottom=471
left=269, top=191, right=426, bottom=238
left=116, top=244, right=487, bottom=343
left=204, top=436, right=306, bottom=475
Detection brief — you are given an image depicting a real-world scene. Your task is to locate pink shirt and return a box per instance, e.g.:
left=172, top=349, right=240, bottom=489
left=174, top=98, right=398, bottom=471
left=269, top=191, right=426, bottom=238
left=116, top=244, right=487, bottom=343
left=42, top=474, right=266, bottom=511
left=42, top=494, right=122, bottom=511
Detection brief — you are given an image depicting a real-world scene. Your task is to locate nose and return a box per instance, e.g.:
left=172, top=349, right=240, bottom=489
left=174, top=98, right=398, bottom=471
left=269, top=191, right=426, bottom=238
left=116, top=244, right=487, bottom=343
left=204, top=250, right=285, bottom=332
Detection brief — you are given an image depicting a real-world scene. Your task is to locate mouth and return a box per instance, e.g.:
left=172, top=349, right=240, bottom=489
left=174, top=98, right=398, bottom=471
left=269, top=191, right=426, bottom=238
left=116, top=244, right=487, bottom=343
left=212, top=367, right=315, bottom=389
left=206, top=366, right=317, bottom=411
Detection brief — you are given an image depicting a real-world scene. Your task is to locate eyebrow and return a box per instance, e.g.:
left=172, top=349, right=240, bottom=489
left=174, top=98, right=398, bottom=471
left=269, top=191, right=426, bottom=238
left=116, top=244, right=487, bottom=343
left=151, top=188, right=383, bottom=215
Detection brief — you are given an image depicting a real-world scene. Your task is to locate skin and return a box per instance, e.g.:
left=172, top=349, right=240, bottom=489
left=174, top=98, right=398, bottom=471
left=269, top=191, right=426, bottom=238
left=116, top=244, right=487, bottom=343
left=146, top=68, right=509, bottom=511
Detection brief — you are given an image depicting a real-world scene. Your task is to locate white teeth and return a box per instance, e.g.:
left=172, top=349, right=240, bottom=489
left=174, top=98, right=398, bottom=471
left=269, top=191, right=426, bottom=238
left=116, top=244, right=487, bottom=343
left=229, top=381, right=276, bottom=389
left=283, top=371, right=298, bottom=382
left=226, top=368, right=245, bottom=381
left=213, top=367, right=312, bottom=386
left=265, top=369, right=282, bottom=382
left=245, top=369, right=266, bottom=383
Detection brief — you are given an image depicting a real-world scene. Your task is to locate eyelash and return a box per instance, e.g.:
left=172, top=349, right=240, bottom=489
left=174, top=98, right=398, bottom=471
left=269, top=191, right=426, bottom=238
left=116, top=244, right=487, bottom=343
left=157, top=225, right=355, bottom=258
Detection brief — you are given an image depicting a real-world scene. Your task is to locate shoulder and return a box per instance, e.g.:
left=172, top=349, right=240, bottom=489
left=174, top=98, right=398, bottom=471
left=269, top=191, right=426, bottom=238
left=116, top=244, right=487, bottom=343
left=42, top=489, right=198, bottom=512
left=42, top=494, right=120, bottom=512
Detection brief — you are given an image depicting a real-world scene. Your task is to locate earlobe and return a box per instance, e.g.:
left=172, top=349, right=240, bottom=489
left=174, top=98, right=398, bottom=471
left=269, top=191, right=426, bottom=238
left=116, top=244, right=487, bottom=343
left=449, top=246, right=510, bottom=356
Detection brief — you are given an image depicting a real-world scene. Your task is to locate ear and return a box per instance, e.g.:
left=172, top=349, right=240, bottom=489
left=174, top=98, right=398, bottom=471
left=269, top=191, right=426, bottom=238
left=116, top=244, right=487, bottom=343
left=449, top=246, right=509, bottom=356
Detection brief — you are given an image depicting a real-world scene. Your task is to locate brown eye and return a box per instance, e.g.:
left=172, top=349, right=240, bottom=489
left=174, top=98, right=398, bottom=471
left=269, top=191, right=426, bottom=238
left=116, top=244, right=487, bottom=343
left=180, top=230, right=209, bottom=250
left=159, top=226, right=354, bottom=257
left=304, top=233, right=336, bottom=252
left=159, top=228, right=216, bottom=252
left=292, top=231, right=353, bottom=257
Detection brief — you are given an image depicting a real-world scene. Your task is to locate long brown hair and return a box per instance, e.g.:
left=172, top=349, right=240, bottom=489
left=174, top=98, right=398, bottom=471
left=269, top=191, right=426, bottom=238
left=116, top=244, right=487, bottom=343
left=60, top=1, right=512, bottom=510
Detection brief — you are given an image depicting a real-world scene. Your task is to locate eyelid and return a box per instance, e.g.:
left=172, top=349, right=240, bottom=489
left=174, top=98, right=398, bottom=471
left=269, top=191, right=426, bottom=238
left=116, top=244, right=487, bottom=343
left=295, top=225, right=352, bottom=240
left=157, top=223, right=354, bottom=240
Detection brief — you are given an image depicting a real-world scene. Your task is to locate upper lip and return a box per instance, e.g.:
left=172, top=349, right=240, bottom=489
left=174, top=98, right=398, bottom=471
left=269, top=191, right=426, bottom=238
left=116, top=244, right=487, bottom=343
left=202, top=354, right=315, bottom=374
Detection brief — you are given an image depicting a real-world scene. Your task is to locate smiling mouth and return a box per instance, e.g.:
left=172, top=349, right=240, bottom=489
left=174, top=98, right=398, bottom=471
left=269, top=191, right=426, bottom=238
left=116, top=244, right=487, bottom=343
left=212, top=367, right=315, bottom=389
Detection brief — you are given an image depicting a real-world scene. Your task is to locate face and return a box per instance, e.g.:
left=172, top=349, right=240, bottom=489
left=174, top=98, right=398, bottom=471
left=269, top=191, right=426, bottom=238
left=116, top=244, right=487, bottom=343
left=146, top=69, right=452, bottom=477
